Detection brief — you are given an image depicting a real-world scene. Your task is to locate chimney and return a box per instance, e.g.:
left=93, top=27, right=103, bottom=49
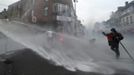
left=125, top=1, right=129, bottom=6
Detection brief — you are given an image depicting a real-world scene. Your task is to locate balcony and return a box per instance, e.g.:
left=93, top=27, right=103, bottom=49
left=53, top=3, right=75, bottom=22
left=56, top=15, right=75, bottom=22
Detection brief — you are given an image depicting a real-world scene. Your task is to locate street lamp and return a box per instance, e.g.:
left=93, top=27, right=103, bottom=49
left=73, top=0, right=78, bottom=36
left=73, top=0, right=78, bottom=18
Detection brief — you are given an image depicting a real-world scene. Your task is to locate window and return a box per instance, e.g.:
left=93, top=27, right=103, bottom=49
left=53, top=3, right=58, bottom=13
left=45, top=0, right=48, bottom=1
left=121, top=18, right=124, bottom=25
left=44, top=0, right=48, bottom=6
left=130, top=16, right=133, bottom=24
left=44, top=7, right=48, bottom=16
left=126, top=17, right=129, bottom=24
left=32, top=0, right=35, bottom=5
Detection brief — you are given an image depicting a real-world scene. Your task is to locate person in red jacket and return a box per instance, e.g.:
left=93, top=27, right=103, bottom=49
left=102, top=28, right=124, bottom=59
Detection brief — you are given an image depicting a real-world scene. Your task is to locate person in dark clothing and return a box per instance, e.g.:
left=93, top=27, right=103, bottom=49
left=102, top=28, right=124, bottom=59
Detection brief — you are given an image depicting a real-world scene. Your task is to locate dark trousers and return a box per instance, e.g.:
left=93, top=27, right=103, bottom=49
left=110, top=43, right=120, bottom=58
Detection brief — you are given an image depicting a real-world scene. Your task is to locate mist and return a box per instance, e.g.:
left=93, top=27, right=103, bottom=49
left=0, top=20, right=134, bottom=74
left=0, top=0, right=134, bottom=74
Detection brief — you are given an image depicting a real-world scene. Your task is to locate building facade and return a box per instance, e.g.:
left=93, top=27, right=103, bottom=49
left=106, top=1, right=134, bottom=33
left=8, top=0, right=74, bottom=23
left=8, top=0, right=85, bottom=35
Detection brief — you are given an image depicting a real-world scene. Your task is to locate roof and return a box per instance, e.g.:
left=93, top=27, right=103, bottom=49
left=117, top=1, right=134, bottom=12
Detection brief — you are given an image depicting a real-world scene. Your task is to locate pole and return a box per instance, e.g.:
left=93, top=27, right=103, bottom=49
left=74, top=1, right=77, bottom=36
left=5, top=38, right=8, bottom=53
left=73, top=0, right=78, bottom=36
left=120, top=42, right=134, bottom=61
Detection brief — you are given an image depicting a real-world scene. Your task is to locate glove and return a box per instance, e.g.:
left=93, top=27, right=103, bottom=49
left=102, top=32, right=106, bottom=35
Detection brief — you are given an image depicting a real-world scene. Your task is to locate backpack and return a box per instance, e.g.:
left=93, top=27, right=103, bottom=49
left=117, top=33, right=124, bottom=41
left=107, top=34, right=113, bottom=41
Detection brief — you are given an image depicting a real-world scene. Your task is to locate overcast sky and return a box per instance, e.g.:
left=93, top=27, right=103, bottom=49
left=0, top=0, right=133, bottom=27
left=76, top=0, right=133, bottom=27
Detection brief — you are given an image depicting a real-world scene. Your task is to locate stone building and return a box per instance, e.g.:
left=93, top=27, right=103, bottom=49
left=7, top=0, right=84, bottom=35
left=106, top=1, right=134, bottom=33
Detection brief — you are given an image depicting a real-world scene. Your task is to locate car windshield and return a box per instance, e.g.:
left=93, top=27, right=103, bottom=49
left=0, top=0, right=134, bottom=75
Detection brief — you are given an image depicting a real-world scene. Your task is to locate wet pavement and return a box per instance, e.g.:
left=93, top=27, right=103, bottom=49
left=0, top=20, right=134, bottom=75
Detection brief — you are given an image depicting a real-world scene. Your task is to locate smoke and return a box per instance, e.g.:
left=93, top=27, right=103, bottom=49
left=0, top=19, right=134, bottom=74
